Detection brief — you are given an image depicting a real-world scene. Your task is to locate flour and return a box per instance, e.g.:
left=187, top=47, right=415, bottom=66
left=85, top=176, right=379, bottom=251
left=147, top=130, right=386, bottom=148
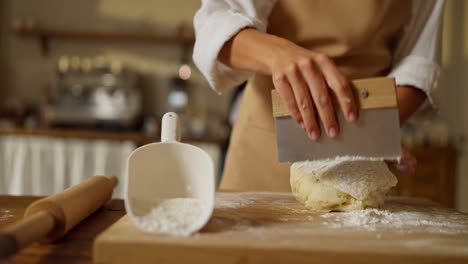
left=214, top=193, right=261, bottom=208
left=132, top=198, right=206, bottom=236
left=322, top=207, right=468, bottom=234
left=0, top=209, right=13, bottom=222
left=297, top=156, right=392, bottom=175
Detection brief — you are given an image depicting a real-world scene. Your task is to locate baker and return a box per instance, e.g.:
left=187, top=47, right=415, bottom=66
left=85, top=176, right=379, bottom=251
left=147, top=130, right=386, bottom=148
left=193, top=0, right=444, bottom=192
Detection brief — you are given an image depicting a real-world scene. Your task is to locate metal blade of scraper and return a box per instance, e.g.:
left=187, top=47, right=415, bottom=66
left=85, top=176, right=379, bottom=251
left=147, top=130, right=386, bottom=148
left=274, top=108, right=402, bottom=162
left=271, top=77, right=402, bottom=163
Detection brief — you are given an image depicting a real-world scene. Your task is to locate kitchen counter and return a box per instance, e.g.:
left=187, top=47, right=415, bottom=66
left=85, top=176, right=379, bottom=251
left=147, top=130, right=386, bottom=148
left=0, top=195, right=125, bottom=263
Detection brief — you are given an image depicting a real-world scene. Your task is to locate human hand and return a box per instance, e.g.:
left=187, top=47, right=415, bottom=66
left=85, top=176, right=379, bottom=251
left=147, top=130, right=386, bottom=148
left=386, top=147, right=417, bottom=176
left=270, top=41, right=358, bottom=140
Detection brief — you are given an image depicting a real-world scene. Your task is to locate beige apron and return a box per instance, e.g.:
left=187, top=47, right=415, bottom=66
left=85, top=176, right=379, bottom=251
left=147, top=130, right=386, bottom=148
left=221, top=0, right=411, bottom=191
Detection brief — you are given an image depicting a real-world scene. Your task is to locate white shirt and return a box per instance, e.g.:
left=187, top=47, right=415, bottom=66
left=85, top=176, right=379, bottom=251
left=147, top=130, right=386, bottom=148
left=193, top=0, right=444, bottom=106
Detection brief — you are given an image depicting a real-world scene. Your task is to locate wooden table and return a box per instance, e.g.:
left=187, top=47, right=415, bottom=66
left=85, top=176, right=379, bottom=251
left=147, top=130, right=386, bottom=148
left=96, top=193, right=468, bottom=264
left=2, top=194, right=468, bottom=264
left=0, top=195, right=125, bottom=263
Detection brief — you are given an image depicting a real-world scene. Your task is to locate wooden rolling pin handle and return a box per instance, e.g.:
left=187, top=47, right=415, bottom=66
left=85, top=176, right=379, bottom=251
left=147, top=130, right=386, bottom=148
left=0, top=232, right=16, bottom=259
left=0, top=176, right=118, bottom=260
left=25, top=175, right=118, bottom=241
left=0, top=211, right=55, bottom=259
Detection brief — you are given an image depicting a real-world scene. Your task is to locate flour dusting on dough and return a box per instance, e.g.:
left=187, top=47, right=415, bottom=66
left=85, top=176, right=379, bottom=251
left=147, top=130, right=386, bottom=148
left=291, top=157, right=397, bottom=211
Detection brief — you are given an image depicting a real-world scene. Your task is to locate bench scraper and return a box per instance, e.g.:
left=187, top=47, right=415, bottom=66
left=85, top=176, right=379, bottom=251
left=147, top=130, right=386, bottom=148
left=271, top=77, right=402, bottom=162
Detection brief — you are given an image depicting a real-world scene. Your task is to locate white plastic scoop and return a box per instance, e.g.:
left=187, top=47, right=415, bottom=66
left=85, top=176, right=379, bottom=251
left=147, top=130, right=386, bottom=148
left=125, top=112, right=214, bottom=236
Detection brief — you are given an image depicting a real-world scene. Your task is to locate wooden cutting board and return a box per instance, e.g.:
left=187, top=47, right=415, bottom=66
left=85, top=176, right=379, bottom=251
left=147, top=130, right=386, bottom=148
left=94, top=192, right=468, bottom=264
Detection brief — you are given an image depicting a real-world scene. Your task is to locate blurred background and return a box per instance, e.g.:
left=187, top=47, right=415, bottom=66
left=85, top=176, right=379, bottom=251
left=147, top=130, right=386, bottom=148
left=0, top=0, right=466, bottom=212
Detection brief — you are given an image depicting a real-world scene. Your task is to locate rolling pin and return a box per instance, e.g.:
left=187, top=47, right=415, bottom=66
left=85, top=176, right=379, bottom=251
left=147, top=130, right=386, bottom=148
left=0, top=175, right=118, bottom=259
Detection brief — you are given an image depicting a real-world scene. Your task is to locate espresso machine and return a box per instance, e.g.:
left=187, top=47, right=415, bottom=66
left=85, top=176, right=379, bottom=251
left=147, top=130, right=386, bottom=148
left=43, top=56, right=142, bottom=129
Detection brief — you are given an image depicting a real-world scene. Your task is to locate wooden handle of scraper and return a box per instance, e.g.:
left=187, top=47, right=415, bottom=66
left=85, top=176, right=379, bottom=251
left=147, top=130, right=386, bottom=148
left=272, top=77, right=398, bottom=118
left=0, top=175, right=118, bottom=259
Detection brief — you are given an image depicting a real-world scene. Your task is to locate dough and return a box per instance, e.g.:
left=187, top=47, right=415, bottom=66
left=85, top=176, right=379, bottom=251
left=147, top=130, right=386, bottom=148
left=290, top=158, right=397, bottom=212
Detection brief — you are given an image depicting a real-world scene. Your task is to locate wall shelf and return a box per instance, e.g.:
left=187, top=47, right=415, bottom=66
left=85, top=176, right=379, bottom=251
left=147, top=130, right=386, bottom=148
left=11, top=20, right=194, bottom=56
left=0, top=127, right=224, bottom=146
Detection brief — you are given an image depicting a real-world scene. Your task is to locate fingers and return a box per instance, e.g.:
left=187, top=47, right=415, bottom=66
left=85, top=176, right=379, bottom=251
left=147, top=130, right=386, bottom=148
left=314, top=53, right=358, bottom=122
left=272, top=52, right=354, bottom=140
left=397, top=148, right=417, bottom=175
left=299, top=58, right=339, bottom=138
left=386, top=148, right=417, bottom=175
left=388, top=159, right=416, bottom=175
left=395, top=160, right=416, bottom=175
left=286, top=65, right=320, bottom=140
left=273, top=73, right=303, bottom=127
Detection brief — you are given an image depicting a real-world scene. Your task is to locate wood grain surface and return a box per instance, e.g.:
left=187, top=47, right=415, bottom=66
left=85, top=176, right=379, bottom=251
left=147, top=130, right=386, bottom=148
left=95, top=192, right=468, bottom=264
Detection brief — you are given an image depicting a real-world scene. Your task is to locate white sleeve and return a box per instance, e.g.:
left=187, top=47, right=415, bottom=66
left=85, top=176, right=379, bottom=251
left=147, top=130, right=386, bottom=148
left=193, top=0, right=277, bottom=94
left=388, top=0, right=445, bottom=106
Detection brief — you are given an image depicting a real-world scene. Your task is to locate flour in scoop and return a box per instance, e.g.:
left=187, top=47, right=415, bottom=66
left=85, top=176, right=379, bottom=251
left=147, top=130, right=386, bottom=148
left=133, top=198, right=206, bottom=236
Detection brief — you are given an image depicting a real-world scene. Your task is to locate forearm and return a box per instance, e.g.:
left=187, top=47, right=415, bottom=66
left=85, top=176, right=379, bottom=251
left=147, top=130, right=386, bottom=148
left=218, top=29, right=426, bottom=137
left=396, top=85, right=427, bottom=125
left=219, top=28, right=358, bottom=140
left=218, top=28, right=290, bottom=75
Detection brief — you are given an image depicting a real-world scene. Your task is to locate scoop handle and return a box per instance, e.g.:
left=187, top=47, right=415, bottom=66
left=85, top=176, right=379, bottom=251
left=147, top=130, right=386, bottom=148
left=161, top=112, right=181, bottom=142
